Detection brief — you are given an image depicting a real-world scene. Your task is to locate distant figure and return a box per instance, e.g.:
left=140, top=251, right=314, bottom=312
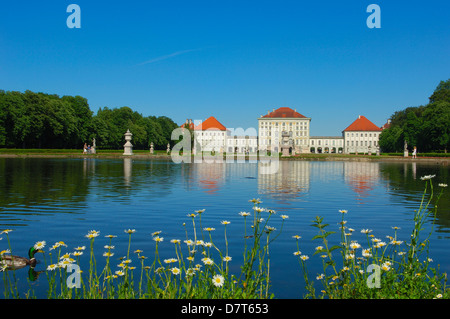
left=413, top=146, right=417, bottom=159
left=83, top=143, right=87, bottom=154
left=87, top=145, right=91, bottom=154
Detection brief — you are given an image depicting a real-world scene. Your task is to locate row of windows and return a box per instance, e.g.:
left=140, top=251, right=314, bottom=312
left=259, top=121, right=309, bottom=128
left=228, top=140, right=257, bottom=145
left=310, top=140, right=343, bottom=146
left=260, top=131, right=308, bottom=137
left=197, top=132, right=226, bottom=136
left=346, top=132, right=380, bottom=138
left=260, top=139, right=310, bottom=146
left=347, top=140, right=378, bottom=147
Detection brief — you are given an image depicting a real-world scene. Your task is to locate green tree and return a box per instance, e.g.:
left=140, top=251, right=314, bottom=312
left=429, top=79, right=450, bottom=104
left=155, top=116, right=179, bottom=149
left=61, top=95, right=93, bottom=148
left=380, top=80, right=450, bottom=153
left=0, top=89, right=180, bottom=150
left=379, top=126, right=404, bottom=152
left=421, top=101, right=450, bottom=152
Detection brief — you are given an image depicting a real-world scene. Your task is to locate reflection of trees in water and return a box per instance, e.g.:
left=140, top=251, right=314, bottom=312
left=378, top=162, right=450, bottom=233
left=0, top=158, right=91, bottom=226
left=0, top=158, right=183, bottom=226
left=92, top=158, right=181, bottom=201
left=1, top=158, right=448, bottom=234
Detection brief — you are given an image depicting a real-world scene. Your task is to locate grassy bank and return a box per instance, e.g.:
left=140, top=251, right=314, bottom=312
left=1, top=149, right=449, bottom=162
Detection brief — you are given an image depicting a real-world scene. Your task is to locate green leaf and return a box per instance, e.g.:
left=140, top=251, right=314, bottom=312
left=328, top=245, right=342, bottom=252
left=323, top=231, right=335, bottom=238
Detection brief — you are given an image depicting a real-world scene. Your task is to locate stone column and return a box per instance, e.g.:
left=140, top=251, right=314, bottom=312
left=281, top=131, right=290, bottom=157
left=123, top=129, right=133, bottom=155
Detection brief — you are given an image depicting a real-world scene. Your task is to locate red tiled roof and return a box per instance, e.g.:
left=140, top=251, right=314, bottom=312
left=194, top=116, right=227, bottom=131
left=180, top=121, right=195, bottom=130
left=343, top=115, right=382, bottom=132
left=262, top=107, right=307, bottom=118
left=381, top=120, right=391, bottom=130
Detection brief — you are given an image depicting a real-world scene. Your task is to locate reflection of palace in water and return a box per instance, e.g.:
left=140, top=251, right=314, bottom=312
left=257, top=161, right=310, bottom=202
left=178, top=159, right=381, bottom=201
left=117, top=157, right=382, bottom=203
left=343, top=162, right=380, bottom=202
left=193, top=162, right=227, bottom=194
left=256, top=161, right=380, bottom=202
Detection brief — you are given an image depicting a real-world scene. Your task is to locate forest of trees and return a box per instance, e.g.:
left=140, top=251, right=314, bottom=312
left=0, top=90, right=179, bottom=150
left=379, top=79, right=450, bottom=153
left=1, top=81, right=449, bottom=153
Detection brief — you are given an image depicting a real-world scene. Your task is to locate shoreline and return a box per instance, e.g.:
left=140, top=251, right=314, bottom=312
left=0, top=152, right=448, bottom=164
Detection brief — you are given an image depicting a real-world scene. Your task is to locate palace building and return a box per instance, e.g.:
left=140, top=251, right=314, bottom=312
left=182, top=107, right=384, bottom=155
left=342, top=115, right=382, bottom=154
left=191, top=116, right=258, bottom=153
left=257, top=107, right=383, bottom=155
left=257, top=107, right=311, bottom=153
left=193, top=116, right=228, bottom=153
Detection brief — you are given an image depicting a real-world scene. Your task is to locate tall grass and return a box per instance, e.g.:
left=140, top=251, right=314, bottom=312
left=295, top=176, right=449, bottom=299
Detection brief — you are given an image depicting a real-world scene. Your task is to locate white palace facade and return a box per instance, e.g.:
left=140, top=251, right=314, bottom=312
left=257, top=107, right=384, bottom=155
left=182, top=107, right=384, bottom=155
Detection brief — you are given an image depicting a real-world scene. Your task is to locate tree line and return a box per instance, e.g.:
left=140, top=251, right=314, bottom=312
left=379, top=79, right=450, bottom=153
left=0, top=90, right=179, bottom=150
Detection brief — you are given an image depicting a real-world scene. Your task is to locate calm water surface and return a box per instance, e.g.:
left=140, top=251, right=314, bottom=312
left=0, top=158, right=449, bottom=298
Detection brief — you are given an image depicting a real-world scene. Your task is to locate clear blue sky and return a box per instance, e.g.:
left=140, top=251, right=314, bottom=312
left=1, top=0, right=449, bottom=136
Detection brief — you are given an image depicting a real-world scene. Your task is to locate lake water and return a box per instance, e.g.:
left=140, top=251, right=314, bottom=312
left=0, top=157, right=449, bottom=298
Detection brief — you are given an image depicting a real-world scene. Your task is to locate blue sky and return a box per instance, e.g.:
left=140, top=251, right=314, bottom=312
left=0, top=0, right=449, bottom=136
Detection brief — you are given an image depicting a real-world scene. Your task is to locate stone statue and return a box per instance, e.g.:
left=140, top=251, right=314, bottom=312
left=167, top=143, right=171, bottom=155
left=404, top=140, right=408, bottom=158
left=150, top=142, right=154, bottom=154
left=91, top=138, right=96, bottom=154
